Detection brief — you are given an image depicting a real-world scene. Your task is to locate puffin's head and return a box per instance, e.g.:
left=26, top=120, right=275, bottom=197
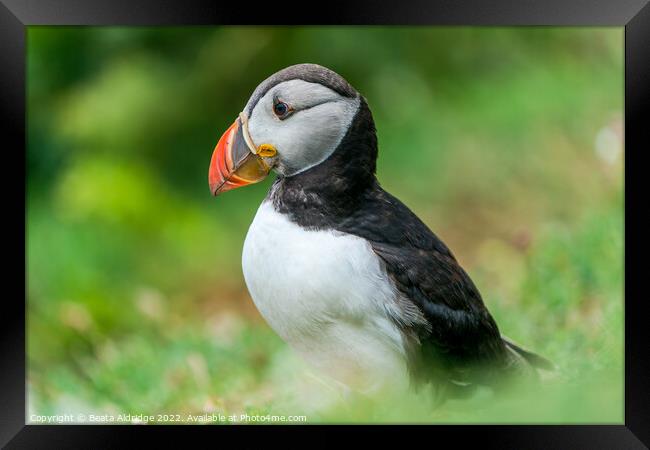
left=209, top=63, right=369, bottom=196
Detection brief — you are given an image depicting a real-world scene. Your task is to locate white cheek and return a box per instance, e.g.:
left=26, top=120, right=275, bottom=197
left=247, top=99, right=278, bottom=144
left=276, top=100, right=359, bottom=174
left=247, top=87, right=360, bottom=175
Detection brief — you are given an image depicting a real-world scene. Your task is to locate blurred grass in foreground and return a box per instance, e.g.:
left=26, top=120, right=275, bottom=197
left=27, top=27, right=623, bottom=423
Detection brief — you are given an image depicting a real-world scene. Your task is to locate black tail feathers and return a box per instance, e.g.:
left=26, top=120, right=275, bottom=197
left=502, top=336, right=556, bottom=372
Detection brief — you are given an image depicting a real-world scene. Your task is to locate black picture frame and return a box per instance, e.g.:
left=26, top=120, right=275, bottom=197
left=2, top=0, right=648, bottom=447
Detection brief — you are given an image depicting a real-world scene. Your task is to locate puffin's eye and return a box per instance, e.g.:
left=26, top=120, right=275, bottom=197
left=273, top=101, right=291, bottom=119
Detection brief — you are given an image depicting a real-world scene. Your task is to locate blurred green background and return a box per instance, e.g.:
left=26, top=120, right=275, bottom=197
left=27, top=27, right=623, bottom=423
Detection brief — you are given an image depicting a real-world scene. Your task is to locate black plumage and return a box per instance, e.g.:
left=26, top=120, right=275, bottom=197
left=267, top=67, right=552, bottom=391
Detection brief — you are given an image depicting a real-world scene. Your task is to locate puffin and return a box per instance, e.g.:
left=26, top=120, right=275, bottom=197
left=208, top=63, right=552, bottom=397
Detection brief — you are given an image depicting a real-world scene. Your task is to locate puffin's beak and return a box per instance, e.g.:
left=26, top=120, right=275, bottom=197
left=209, top=114, right=272, bottom=196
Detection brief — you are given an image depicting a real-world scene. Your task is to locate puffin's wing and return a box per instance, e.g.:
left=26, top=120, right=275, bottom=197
left=343, top=187, right=509, bottom=378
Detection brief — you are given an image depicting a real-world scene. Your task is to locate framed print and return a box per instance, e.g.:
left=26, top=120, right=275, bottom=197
left=2, top=0, right=648, bottom=447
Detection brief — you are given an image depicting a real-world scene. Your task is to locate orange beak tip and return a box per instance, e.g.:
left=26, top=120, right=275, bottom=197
left=208, top=115, right=271, bottom=197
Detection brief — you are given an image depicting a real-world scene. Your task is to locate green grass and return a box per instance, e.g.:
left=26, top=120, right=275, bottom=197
left=27, top=189, right=623, bottom=424
left=27, top=27, right=623, bottom=424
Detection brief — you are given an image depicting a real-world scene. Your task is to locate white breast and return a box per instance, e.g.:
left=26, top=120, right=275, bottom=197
left=242, top=200, right=410, bottom=392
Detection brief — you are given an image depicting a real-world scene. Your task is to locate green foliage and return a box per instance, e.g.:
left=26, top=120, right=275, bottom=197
left=27, top=27, right=623, bottom=423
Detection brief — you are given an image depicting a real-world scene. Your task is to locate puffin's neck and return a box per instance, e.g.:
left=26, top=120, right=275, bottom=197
left=268, top=97, right=379, bottom=229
